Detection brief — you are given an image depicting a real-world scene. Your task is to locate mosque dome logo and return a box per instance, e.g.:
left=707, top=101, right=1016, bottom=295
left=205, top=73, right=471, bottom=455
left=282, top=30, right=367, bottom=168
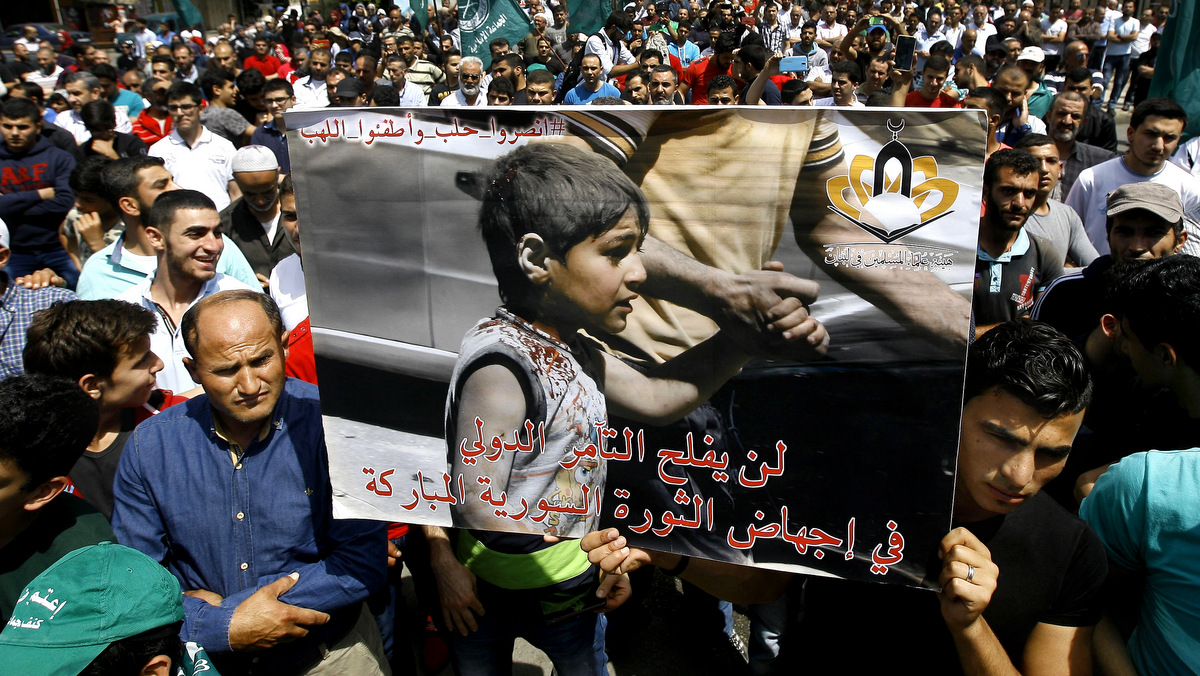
left=825, top=120, right=959, bottom=244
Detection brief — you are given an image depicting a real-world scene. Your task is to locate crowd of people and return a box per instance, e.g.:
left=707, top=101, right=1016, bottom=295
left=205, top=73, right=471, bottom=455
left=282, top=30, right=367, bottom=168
left=0, top=0, right=1198, bottom=674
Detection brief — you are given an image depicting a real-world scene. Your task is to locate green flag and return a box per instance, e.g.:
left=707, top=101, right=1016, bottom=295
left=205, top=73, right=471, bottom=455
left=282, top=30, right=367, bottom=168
left=569, top=0, right=610, bottom=39
left=410, top=0, right=429, bottom=33
left=1148, top=0, right=1200, bottom=137
left=169, top=0, right=204, bottom=29
left=459, top=0, right=534, bottom=64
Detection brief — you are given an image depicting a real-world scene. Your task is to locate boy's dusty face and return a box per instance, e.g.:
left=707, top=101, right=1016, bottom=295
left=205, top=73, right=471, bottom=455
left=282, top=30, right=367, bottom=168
left=543, top=208, right=646, bottom=335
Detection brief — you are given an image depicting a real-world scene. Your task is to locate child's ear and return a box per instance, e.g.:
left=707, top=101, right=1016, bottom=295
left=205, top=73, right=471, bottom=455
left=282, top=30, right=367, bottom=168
left=518, top=233, right=553, bottom=284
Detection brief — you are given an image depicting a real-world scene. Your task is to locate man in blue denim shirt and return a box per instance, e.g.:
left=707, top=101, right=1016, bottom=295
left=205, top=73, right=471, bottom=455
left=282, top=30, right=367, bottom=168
left=112, top=290, right=389, bottom=675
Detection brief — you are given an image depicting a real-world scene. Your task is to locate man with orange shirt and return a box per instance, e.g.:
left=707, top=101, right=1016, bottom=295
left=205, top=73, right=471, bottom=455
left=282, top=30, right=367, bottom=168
left=680, top=32, right=737, bottom=104
left=904, top=56, right=962, bottom=107
left=243, top=36, right=283, bottom=78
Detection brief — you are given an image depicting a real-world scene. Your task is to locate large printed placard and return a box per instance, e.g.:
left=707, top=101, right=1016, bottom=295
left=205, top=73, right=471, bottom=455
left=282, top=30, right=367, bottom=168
left=285, top=106, right=987, bottom=588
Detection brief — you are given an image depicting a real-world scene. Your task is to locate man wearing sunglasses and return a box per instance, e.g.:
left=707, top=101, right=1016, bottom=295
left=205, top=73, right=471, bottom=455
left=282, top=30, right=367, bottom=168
left=148, top=82, right=239, bottom=212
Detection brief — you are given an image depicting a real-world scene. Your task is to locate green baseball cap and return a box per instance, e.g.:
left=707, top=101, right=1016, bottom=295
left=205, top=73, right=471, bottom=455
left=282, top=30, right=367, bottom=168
left=0, top=543, right=185, bottom=676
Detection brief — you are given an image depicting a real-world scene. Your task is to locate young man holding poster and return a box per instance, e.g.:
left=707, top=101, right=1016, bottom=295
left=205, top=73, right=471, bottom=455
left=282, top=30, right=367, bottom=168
left=584, top=319, right=1106, bottom=674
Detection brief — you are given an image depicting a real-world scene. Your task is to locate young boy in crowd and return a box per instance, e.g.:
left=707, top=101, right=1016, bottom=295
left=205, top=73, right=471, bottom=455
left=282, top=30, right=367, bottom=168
left=428, top=143, right=825, bottom=674
left=22, top=299, right=188, bottom=520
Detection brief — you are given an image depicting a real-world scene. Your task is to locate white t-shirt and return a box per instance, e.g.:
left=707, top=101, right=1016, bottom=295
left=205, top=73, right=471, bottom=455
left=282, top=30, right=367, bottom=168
left=1040, top=18, right=1068, bottom=55
left=116, top=272, right=258, bottom=392
left=1171, top=137, right=1200, bottom=177
left=1107, top=16, right=1140, bottom=57
left=148, top=127, right=236, bottom=211
left=269, top=253, right=308, bottom=331
left=54, top=108, right=133, bottom=144
left=1065, top=156, right=1200, bottom=257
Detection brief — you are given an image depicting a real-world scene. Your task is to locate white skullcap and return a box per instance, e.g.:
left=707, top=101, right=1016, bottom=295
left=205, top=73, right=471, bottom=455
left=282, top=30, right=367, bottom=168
left=232, top=145, right=280, bottom=173
left=0, top=216, right=8, bottom=249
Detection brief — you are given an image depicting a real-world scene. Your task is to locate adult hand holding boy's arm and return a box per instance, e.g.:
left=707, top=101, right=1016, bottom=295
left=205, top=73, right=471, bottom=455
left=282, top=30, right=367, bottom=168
left=584, top=528, right=789, bottom=604
left=638, top=236, right=825, bottom=352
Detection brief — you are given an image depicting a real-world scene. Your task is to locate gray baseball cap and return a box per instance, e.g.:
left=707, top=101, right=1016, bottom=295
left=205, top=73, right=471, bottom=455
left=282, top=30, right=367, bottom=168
left=1106, top=182, right=1184, bottom=224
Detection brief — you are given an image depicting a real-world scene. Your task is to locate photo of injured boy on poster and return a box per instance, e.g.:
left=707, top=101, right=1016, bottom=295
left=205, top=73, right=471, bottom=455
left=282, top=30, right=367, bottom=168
left=286, top=106, right=986, bottom=588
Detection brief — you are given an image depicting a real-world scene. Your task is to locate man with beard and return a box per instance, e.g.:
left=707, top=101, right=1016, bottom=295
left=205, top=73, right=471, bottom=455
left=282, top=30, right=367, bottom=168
left=293, top=48, right=333, bottom=109
left=648, top=64, right=681, bottom=104
left=622, top=70, right=651, bottom=104
left=221, top=146, right=296, bottom=288
left=439, top=56, right=486, bottom=106
left=973, top=149, right=1063, bottom=337
left=1044, top=92, right=1116, bottom=201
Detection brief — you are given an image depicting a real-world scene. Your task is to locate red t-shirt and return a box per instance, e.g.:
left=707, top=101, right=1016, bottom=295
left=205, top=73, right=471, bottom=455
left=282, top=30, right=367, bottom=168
left=681, top=56, right=731, bottom=104
left=284, top=317, right=318, bottom=385
left=244, top=54, right=283, bottom=77
left=904, top=89, right=962, bottom=108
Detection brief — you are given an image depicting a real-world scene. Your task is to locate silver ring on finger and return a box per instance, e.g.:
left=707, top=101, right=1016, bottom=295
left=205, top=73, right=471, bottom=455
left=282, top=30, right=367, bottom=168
left=966, top=564, right=976, bottom=582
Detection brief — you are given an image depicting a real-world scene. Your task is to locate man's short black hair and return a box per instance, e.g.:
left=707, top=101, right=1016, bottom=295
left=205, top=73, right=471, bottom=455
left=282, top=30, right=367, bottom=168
left=478, top=143, right=650, bottom=317
left=263, top=78, right=295, bottom=97
left=929, top=40, right=954, bottom=57
left=640, top=49, right=664, bottom=64
left=781, top=78, right=810, bottom=101
left=1110, top=256, right=1200, bottom=367
left=370, top=84, right=399, bottom=105
left=81, top=626, right=184, bottom=676
left=488, top=76, right=516, bottom=97
left=984, top=147, right=1041, bottom=185
left=489, top=37, right=511, bottom=50
left=164, top=81, right=203, bottom=105
left=967, top=85, right=1007, bottom=120
left=146, top=189, right=216, bottom=235
left=715, top=32, right=739, bottom=54
left=831, top=60, right=862, bottom=84
left=497, top=53, right=524, bottom=72
left=957, top=54, right=985, bottom=73
left=924, top=55, right=951, bottom=74
left=1014, top=132, right=1053, bottom=149
left=994, top=63, right=1029, bottom=85
left=24, top=300, right=158, bottom=382
left=1131, top=97, right=1187, bottom=131
left=197, top=67, right=236, bottom=100
left=150, top=54, right=175, bottom=69
left=0, top=374, right=98, bottom=490
left=88, top=63, right=119, bottom=82
left=527, top=68, right=555, bottom=86
left=1, top=98, right=42, bottom=124
left=740, top=44, right=768, bottom=71
left=605, top=10, right=635, bottom=32
left=650, top=64, right=678, bottom=84
left=236, top=67, right=267, bottom=96
left=101, top=156, right=167, bottom=211
left=69, top=155, right=111, bottom=196
left=707, top=73, right=737, bottom=94
left=964, top=318, right=1092, bottom=418
left=81, top=100, right=117, bottom=132
left=1063, top=65, right=1092, bottom=85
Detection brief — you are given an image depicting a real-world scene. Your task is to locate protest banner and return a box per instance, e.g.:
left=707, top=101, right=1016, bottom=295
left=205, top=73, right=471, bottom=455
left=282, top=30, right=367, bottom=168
left=284, top=106, right=986, bottom=588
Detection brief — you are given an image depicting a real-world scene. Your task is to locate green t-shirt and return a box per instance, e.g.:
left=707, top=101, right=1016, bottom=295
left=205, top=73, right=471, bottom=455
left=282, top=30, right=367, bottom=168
left=0, top=494, right=114, bottom=624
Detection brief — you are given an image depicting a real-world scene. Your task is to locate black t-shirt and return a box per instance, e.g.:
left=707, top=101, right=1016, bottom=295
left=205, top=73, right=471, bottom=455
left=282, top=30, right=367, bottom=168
left=69, top=430, right=131, bottom=522
left=523, top=54, right=564, bottom=77
left=785, top=492, right=1106, bottom=672
left=428, top=82, right=455, bottom=105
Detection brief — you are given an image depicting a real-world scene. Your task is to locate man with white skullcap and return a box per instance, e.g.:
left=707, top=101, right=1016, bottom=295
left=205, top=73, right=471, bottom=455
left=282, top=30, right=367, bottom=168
left=221, top=145, right=296, bottom=288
